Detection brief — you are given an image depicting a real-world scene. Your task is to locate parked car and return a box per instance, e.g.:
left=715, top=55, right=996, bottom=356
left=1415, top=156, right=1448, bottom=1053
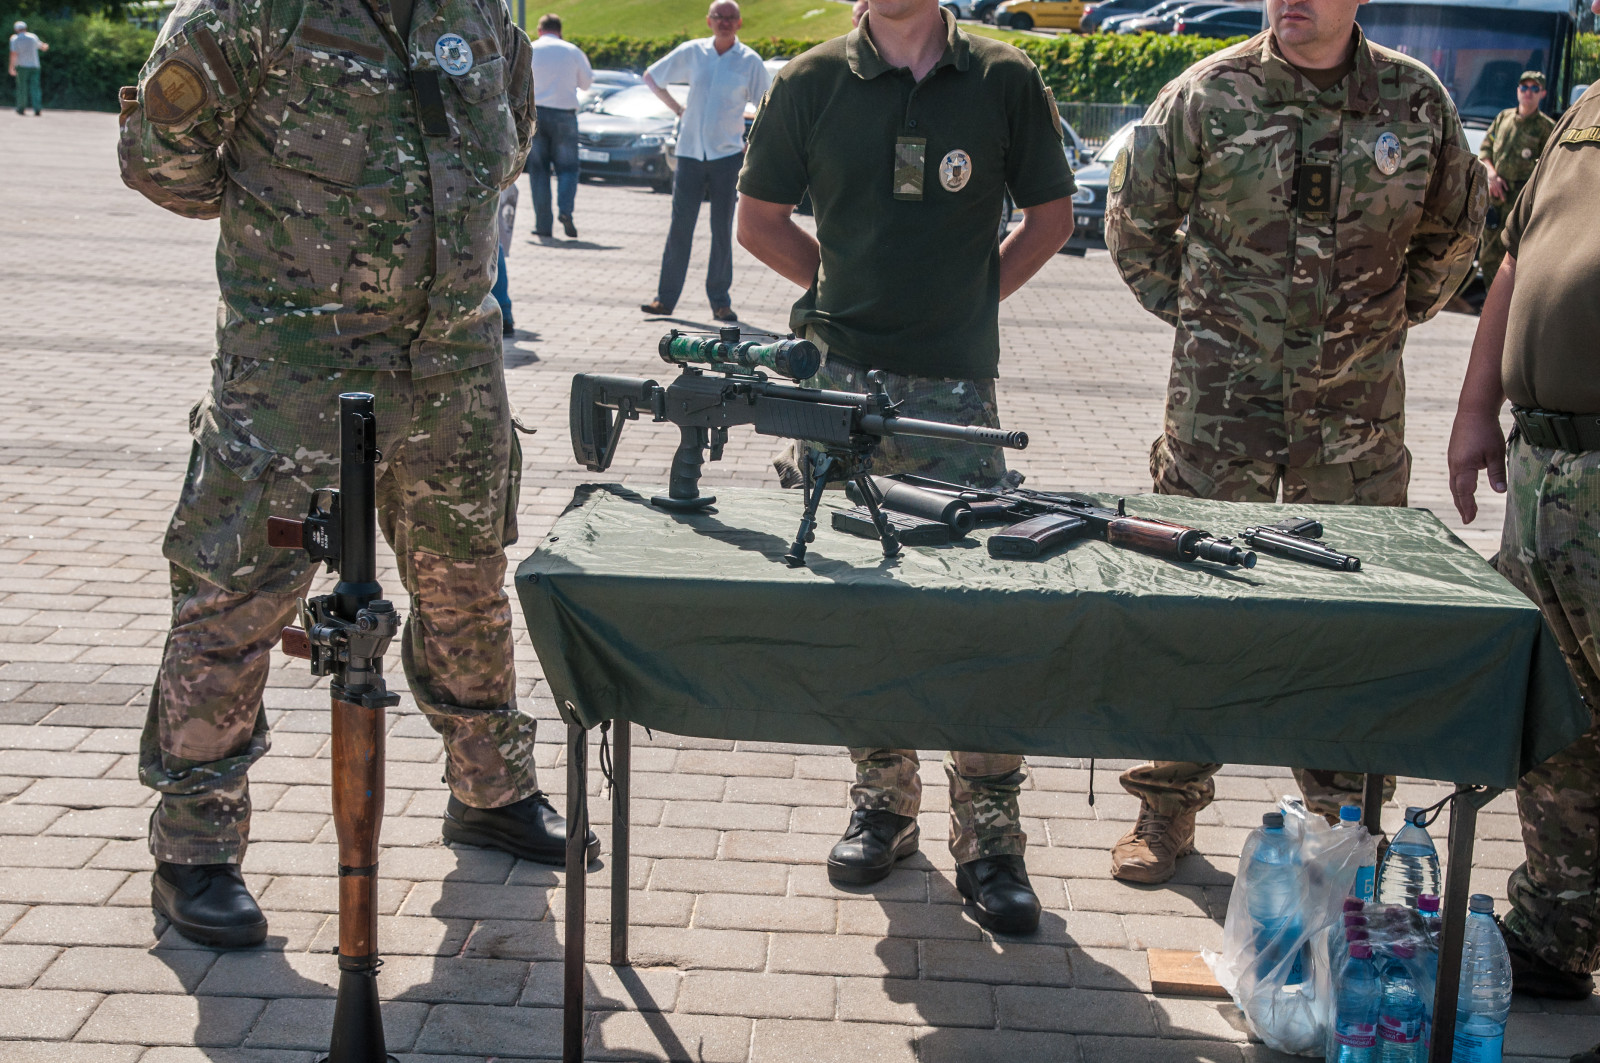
left=1118, top=0, right=1238, bottom=32
left=1172, top=5, right=1262, bottom=35
left=993, top=0, right=1087, bottom=29
left=975, top=0, right=1009, bottom=20
left=1080, top=0, right=1155, bottom=31
left=576, top=83, right=688, bottom=193
left=1107, top=0, right=1194, bottom=30
left=1058, top=118, right=1136, bottom=254
left=940, top=0, right=983, bottom=17
left=577, top=68, right=642, bottom=112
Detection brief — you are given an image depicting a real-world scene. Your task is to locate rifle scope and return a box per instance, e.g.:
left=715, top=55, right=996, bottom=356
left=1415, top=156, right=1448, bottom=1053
left=659, top=327, right=821, bottom=381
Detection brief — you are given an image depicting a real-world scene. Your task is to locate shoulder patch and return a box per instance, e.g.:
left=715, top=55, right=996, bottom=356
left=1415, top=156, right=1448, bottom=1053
left=1109, top=148, right=1129, bottom=193
left=145, top=57, right=208, bottom=126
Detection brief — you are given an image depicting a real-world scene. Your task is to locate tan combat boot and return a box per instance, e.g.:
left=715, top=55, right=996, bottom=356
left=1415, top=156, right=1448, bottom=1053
left=1110, top=805, right=1197, bottom=884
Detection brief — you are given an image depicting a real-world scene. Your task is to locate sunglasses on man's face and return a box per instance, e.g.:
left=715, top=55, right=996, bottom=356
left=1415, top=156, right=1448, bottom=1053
left=1519, top=83, right=1543, bottom=91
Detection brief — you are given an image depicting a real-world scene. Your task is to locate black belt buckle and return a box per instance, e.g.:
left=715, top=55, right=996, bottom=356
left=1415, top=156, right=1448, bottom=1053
left=1516, top=408, right=1580, bottom=450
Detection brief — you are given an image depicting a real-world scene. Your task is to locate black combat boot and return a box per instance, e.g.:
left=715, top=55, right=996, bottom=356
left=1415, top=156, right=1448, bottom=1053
left=442, top=791, right=600, bottom=866
left=1502, top=916, right=1596, bottom=999
left=151, top=861, right=269, bottom=948
left=956, top=853, right=1041, bottom=935
left=827, top=808, right=919, bottom=885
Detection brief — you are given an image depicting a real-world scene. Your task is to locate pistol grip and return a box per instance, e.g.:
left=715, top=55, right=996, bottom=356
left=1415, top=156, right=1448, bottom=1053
left=281, top=626, right=312, bottom=659
left=267, top=517, right=305, bottom=550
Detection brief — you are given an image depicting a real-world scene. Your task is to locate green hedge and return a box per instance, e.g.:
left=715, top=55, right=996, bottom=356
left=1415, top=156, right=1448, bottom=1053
left=0, top=15, right=153, bottom=111
left=1576, top=33, right=1600, bottom=88
left=567, top=33, right=825, bottom=69
left=1015, top=31, right=1240, bottom=104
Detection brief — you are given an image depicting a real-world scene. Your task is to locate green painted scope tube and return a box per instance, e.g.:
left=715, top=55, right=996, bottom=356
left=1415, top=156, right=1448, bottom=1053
left=658, top=331, right=821, bottom=381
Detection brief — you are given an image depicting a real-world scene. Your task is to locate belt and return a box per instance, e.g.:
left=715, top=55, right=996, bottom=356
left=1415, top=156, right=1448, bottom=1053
left=1512, top=406, right=1600, bottom=452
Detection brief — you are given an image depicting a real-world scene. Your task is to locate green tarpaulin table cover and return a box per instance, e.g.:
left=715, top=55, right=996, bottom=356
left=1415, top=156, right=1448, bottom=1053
left=515, top=484, right=1586, bottom=788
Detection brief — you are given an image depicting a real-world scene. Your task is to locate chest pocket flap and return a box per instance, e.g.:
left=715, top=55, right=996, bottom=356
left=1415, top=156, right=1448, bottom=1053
left=452, top=53, right=506, bottom=105
left=272, top=45, right=386, bottom=185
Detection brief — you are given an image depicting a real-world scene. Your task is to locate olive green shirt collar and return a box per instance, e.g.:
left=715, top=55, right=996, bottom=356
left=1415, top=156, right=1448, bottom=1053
left=1258, top=25, right=1382, bottom=114
left=846, top=6, right=970, bottom=80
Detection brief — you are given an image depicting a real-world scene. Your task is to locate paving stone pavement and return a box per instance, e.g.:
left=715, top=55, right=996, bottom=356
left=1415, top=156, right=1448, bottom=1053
left=0, top=109, right=1584, bottom=1062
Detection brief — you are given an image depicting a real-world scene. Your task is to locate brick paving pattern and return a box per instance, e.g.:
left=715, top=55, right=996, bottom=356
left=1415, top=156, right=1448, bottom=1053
left=1, top=110, right=1588, bottom=1061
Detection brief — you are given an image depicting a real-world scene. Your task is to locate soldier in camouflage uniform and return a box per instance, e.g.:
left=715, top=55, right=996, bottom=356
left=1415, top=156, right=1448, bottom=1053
left=1477, top=70, right=1555, bottom=293
left=738, top=0, right=1077, bottom=935
left=119, top=0, right=596, bottom=948
left=1451, top=82, right=1600, bottom=1035
left=1104, top=0, right=1484, bottom=884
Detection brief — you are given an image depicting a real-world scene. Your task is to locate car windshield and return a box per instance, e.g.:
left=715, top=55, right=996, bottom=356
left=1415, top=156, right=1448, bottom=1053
left=596, top=84, right=687, bottom=118
left=1095, top=121, right=1139, bottom=165
left=1359, top=4, right=1565, bottom=125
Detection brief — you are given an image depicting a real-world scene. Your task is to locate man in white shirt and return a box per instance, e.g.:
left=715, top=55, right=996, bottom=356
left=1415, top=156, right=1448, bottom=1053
left=9, top=20, right=48, bottom=117
left=639, top=0, right=771, bottom=322
left=526, top=14, right=593, bottom=239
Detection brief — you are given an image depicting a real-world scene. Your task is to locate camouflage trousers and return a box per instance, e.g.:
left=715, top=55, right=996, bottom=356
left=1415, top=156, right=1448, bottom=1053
left=1119, top=435, right=1404, bottom=819
left=140, top=354, right=541, bottom=865
left=1495, top=435, right=1600, bottom=973
left=775, top=353, right=1026, bottom=863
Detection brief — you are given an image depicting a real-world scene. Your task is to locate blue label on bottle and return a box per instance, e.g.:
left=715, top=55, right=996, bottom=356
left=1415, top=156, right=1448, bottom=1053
left=1454, top=1028, right=1504, bottom=1063
left=1353, top=867, right=1375, bottom=902
left=1335, top=1021, right=1377, bottom=1048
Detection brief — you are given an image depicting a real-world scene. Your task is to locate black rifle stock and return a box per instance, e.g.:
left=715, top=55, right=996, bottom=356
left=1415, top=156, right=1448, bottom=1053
left=570, top=332, right=1028, bottom=567
left=266, top=393, right=401, bottom=1063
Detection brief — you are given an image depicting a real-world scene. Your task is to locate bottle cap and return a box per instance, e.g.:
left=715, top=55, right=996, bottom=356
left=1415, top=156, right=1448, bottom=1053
left=1344, top=897, right=1365, bottom=912
left=1346, top=928, right=1370, bottom=942
left=1418, top=894, right=1440, bottom=913
left=1350, top=943, right=1374, bottom=958
left=1343, top=914, right=1368, bottom=927
left=1405, top=805, right=1424, bottom=825
left=1470, top=894, right=1495, bottom=914
left=1262, top=811, right=1284, bottom=829
left=1339, top=805, right=1362, bottom=822
left=1392, top=942, right=1415, bottom=959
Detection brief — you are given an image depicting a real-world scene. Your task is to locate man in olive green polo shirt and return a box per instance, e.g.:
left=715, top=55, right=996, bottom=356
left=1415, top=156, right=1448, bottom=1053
left=736, top=0, right=1076, bottom=936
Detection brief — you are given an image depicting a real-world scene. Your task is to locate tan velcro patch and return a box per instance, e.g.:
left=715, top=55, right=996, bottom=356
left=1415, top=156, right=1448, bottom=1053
left=144, top=57, right=208, bottom=126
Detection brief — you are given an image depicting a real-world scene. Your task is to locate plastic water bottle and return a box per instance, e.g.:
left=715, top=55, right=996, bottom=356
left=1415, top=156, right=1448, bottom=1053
left=1329, top=942, right=1382, bottom=1063
left=1453, top=895, right=1512, bottom=1063
left=1378, top=943, right=1426, bottom=1063
left=1340, top=804, right=1377, bottom=901
left=1247, top=811, right=1305, bottom=985
left=1417, top=894, right=1441, bottom=944
left=1376, top=807, right=1441, bottom=908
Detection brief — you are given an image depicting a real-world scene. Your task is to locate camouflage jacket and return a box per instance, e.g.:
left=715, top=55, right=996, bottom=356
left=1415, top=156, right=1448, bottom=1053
left=1105, top=29, right=1485, bottom=467
left=1480, top=106, right=1556, bottom=190
left=118, top=0, right=534, bottom=378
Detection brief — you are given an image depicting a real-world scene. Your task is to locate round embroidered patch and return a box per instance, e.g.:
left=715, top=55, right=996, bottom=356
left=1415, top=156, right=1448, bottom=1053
left=144, top=58, right=207, bottom=127
left=1374, top=131, right=1402, bottom=176
left=435, top=33, right=473, bottom=76
left=939, top=149, right=973, bottom=192
left=1109, top=148, right=1129, bottom=194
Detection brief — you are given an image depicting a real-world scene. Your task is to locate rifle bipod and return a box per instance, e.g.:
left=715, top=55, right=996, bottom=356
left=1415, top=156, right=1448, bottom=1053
left=784, top=448, right=902, bottom=567
left=268, top=393, right=401, bottom=1063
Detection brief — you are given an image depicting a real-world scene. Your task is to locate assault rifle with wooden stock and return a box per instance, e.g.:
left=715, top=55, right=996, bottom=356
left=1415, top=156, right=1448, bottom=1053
left=570, top=328, right=1030, bottom=567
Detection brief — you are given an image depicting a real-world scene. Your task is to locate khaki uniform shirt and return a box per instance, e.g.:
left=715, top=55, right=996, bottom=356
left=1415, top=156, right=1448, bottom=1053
left=1105, top=29, right=1485, bottom=467
left=1501, top=85, right=1600, bottom=412
left=118, top=0, right=534, bottom=378
left=1480, top=105, right=1556, bottom=189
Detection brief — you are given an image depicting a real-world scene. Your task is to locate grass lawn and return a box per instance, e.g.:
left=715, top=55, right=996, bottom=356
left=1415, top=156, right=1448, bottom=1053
left=522, top=0, right=1028, bottom=46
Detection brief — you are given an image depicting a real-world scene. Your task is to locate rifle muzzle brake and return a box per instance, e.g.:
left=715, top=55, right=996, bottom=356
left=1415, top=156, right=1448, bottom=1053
left=1191, top=538, right=1256, bottom=568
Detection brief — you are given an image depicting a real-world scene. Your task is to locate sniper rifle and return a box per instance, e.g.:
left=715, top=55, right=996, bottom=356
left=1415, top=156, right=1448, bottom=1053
left=570, top=328, right=1030, bottom=567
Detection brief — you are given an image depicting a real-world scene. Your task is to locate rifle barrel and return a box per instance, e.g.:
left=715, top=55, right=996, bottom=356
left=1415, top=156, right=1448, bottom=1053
left=858, top=414, right=1029, bottom=450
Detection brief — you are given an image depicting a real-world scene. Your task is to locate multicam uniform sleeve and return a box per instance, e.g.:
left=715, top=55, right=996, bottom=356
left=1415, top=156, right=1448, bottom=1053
left=1403, top=97, right=1487, bottom=325
left=1478, top=111, right=1504, bottom=163
left=498, top=9, right=536, bottom=180
left=117, top=0, right=269, bottom=220
left=1104, top=82, right=1197, bottom=328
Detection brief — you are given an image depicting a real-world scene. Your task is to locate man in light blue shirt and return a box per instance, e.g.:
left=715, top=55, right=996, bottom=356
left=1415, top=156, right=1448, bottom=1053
left=9, top=20, right=48, bottom=117
left=640, top=0, right=771, bottom=321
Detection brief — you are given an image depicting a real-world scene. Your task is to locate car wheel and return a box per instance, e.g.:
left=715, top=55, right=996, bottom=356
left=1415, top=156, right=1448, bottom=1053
left=981, top=8, right=996, bottom=22
left=1010, top=13, right=1033, bottom=29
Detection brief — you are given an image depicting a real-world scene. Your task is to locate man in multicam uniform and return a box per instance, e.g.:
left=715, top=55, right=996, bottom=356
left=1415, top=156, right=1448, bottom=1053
left=1103, top=0, right=1484, bottom=884
left=1477, top=70, right=1555, bottom=294
left=737, top=0, right=1076, bottom=935
left=1450, top=73, right=1600, bottom=1046
left=119, top=0, right=596, bottom=948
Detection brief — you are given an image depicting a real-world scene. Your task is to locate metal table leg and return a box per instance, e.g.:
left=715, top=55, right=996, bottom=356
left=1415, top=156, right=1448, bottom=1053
left=611, top=721, right=631, bottom=967
left=564, top=721, right=589, bottom=1063
left=1361, top=772, right=1385, bottom=838
left=1427, top=786, right=1501, bottom=1063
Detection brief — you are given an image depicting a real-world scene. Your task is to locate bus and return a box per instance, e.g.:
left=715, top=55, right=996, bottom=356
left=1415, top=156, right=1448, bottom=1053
left=1360, top=0, right=1587, bottom=138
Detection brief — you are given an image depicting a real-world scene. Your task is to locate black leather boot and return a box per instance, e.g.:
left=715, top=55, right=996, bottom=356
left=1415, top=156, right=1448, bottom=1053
left=151, top=861, right=268, bottom=948
left=956, top=854, right=1041, bottom=935
left=827, top=809, right=919, bottom=885
left=442, top=791, right=600, bottom=866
